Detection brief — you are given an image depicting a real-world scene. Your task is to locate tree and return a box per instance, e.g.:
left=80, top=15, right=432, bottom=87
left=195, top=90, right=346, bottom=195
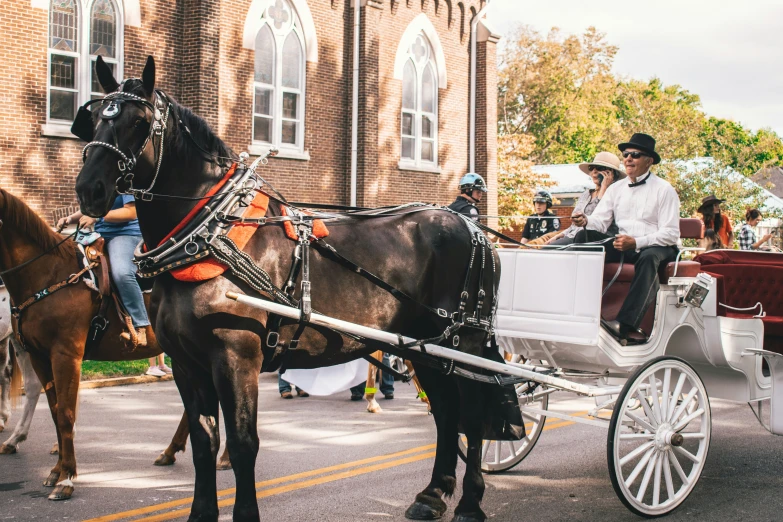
left=701, top=117, right=783, bottom=176
left=496, top=133, right=551, bottom=230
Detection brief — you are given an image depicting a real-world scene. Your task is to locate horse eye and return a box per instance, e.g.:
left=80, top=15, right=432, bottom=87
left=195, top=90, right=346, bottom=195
left=134, top=118, right=144, bottom=128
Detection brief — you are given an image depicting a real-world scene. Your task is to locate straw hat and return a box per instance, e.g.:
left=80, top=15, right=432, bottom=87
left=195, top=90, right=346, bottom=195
left=578, top=152, right=626, bottom=179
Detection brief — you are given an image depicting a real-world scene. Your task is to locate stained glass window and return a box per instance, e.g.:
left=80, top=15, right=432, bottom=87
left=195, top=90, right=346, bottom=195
left=252, top=0, right=305, bottom=150
left=400, top=33, right=438, bottom=166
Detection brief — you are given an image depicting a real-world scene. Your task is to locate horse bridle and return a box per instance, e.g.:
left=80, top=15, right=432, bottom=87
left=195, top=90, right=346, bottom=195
left=76, top=87, right=171, bottom=202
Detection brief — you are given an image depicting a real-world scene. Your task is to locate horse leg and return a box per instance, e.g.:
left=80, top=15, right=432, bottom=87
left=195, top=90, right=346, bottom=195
left=406, top=361, right=431, bottom=412
left=366, top=351, right=382, bottom=413
left=1, top=344, right=42, bottom=454
left=214, top=358, right=260, bottom=522
left=47, top=353, right=83, bottom=501
left=405, top=366, right=460, bottom=520
left=216, top=444, right=232, bottom=471
left=0, top=336, right=9, bottom=431
left=451, top=380, right=488, bottom=522
left=154, top=410, right=189, bottom=466
left=173, top=362, right=221, bottom=522
left=27, top=354, right=64, bottom=488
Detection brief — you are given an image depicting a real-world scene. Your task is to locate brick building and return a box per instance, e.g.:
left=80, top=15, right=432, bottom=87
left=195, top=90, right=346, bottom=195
left=0, top=0, right=499, bottom=223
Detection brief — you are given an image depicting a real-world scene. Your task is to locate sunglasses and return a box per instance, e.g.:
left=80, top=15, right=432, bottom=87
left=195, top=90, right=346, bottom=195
left=588, top=165, right=611, bottom=172
left=622, top=151, right=648, bottom=159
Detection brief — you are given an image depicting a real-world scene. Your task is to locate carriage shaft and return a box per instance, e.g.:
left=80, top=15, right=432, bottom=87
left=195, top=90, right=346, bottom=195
left=226, top=292, right=618, bottom=397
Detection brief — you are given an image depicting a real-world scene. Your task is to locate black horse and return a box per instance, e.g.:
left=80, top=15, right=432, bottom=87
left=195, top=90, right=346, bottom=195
left=74, top=56, right=522, bottom=522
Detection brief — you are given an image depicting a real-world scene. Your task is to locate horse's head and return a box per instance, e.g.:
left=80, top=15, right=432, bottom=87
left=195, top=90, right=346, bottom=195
left=75, top=55, right=161, bottom=217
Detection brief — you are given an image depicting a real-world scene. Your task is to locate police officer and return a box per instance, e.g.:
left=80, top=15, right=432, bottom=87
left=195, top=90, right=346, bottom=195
left=448, top=173, right=487, bottom=221
left=521, top=190, right=560, bottom=244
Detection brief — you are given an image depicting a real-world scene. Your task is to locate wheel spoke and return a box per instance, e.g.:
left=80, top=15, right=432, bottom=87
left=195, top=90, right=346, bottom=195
left=635, top=389, right=659, bottom=428
left=481, top=440, right=490, bottom=461
left=668, top=373, right=687, bottom=423
left=673, top=445, right=701, bottom=465
left=649, top=374, right=663, bottom=425
left=661, top=368, right=671, bottom=423
left=625, top=410, right=657, bottom=433
left=669, top=387, right=699, bottom=427
left=521, top=412, right=540, bottom=423
left=668, top=448, right=690, bottom=485
left=625, top=447, right=655, bottom=488
left=619, top=433, right=655, bottom=441
left=636, top=452, right=658, bottom=502
left=494, top=441, right=501, bottom=464
left=620, top=441, right=655, bottom=467
left=663, top=451, right=675, bottom=500
left=653, top=451, right=662, bottom=507
left=673, top=408, right=705, bottom=432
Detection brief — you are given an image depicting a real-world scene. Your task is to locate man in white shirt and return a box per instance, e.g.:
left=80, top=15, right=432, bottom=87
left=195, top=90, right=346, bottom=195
left=572, top=133, right=680, bottom=341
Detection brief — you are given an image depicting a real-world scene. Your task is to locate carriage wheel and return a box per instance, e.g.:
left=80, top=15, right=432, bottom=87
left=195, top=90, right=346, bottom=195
left=457, top=382, right=548, bottom=473
left=607, top=356, right=711, bottom=518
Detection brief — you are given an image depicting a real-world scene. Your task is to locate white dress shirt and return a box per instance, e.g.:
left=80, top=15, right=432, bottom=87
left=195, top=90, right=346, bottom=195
left=586, top=172, right=680, bottom=249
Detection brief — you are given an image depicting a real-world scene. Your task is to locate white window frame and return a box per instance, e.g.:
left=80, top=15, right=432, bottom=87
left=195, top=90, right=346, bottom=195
left=251, top=1, right=307, bottom=156
left=45, top=0, right=124, bottom=136
left=399, top=33, right=439, bottom=171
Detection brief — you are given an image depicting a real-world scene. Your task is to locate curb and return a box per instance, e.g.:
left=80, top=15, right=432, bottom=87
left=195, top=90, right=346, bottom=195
left=80, top=374, right=174, bottom=389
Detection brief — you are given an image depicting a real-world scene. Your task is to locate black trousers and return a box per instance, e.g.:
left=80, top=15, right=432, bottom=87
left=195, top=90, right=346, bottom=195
left=574, top=230, right=679, bottom=329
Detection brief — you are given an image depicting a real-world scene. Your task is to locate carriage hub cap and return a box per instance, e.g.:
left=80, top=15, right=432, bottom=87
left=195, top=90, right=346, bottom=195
left=654, top=423, right=684, bottom=450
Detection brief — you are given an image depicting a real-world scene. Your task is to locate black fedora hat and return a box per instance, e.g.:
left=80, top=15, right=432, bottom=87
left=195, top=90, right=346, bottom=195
left=697, top=194, right=726, bottom=213
left=618, top=133, right=661, bottom=164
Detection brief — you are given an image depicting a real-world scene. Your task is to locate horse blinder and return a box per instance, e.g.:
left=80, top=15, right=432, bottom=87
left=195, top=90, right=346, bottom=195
left=71, top=105, right=94, bottom=142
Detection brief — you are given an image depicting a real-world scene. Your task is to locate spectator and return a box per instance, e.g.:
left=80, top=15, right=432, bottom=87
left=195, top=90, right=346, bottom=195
left=279, top=373, right=308, bottom=399
left=739, top=209, right=773, bottom=250
left=547, top=152, right=624, bottom=245
left=697, top=195, right=733, bottom=249
left=351, top=353, right=394, bottom=401
left=146, top=354, right=171, bottom=377
left=521, top=190, right=560, bottom=245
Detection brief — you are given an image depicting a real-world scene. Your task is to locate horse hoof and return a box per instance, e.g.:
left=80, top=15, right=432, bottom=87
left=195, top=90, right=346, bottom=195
left=367, top=403, right=383, bottom=414
left=48, top=484, right=74, bottom=501
left=50, top=443, right=59, bottom=455
left=405, top=499, right=447, bottom=520
left=216, top=459, right=232, bottom=471
left=0, top=444, right=16, bottom=455
left=154, top=452, right=176, bottom=466
left=43, top=472, right=60, bottom=487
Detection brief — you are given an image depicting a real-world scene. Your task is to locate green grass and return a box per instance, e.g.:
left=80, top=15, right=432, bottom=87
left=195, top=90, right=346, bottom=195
left=81, top=356, right=172, bottom=380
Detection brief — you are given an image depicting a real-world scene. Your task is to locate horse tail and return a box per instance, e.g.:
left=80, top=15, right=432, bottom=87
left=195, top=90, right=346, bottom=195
left=9, top=339, right=22, bottom=409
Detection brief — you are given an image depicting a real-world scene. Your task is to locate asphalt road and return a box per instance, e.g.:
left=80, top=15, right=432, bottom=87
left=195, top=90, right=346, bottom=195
left=1, top=374, right=783, bottom=522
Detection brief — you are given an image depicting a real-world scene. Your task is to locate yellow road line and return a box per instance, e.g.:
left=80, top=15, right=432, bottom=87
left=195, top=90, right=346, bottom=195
left=83, top=443, right=436, bottom=522
left=133, top=451, right=438, bottom=522
left=87, top=411, right=593, bottom=522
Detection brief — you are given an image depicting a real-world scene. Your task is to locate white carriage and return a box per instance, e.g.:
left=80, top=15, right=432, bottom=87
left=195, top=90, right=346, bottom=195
left=466, top=219, right=783, bottom=517
left=228, top=217, right=783, bottom=518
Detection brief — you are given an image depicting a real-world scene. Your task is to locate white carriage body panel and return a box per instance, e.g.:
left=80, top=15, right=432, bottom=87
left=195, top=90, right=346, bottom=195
left=496, top=249, right=604, bottom=346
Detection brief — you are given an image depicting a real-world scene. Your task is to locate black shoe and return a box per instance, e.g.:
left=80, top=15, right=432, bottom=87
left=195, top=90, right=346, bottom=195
left=602, top=320, right=631, bottom=343
left=350, top=393, right=363, bottom=401
left=383, top=393, right=394, bottom=400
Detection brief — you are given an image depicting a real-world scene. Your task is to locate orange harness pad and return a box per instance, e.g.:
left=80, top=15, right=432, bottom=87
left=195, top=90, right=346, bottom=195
left=170, top=194, right=328, bottom=282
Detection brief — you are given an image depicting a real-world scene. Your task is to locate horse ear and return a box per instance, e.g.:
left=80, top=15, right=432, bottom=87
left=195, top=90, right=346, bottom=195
left=142, top=56, right=156, bottom=97
left=95, top=56, right=120, bottom=93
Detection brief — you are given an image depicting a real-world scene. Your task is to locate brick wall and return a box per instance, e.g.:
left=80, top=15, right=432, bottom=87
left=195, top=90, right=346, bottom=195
left=0, top=0, right=491, bottom=220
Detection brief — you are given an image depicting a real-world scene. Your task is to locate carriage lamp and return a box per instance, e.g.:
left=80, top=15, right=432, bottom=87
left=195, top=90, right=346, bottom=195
left=684, top=273, right=712, bottom=309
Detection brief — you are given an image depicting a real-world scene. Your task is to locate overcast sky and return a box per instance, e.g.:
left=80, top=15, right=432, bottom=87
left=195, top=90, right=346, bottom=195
left=486, top=0, right=783, bottom=136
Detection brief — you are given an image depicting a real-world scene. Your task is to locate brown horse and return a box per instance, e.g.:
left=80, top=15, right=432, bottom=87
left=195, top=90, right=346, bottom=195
left=0, top=188, right=203, bottom=500
left=74, top=56, right=523, bottom=522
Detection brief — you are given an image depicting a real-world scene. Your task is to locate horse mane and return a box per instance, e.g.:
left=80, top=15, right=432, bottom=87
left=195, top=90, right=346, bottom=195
left=122, top=80, right=236, bottom=167
left=0, top=189, right=75, bottom=258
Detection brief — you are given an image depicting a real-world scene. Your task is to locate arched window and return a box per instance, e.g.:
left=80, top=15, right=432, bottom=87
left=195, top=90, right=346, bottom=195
left=47, top=0, right=123, bottom=128
left=253, top=0, right=306, bottom=151
left=400, top=33, right=438, bottom=166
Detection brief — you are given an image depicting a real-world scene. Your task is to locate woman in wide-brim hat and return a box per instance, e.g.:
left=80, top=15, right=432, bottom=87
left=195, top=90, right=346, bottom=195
left=547, top=152, right=624, bottom=245
left=697, top=194, right=733, bottom=249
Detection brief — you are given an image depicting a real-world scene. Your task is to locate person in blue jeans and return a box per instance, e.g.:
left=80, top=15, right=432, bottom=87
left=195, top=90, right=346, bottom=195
left=58, top=195, right=150, bottom=347
left=278, top=373, right=309, bottom=399
left=351, top=353, right=394, bottom=401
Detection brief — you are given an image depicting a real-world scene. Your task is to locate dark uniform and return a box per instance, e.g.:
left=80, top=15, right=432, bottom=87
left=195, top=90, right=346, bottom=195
left=448, top=196, right=480, bottom=221
left=521, top=210, right=560, bottom=241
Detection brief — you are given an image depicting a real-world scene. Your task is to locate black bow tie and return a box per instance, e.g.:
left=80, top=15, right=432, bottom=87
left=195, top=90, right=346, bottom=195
left=628, top=173, right=651, bottom=188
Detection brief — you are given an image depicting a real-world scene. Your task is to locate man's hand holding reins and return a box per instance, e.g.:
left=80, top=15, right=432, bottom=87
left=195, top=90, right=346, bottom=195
left=613, top=234, right=637, bottom=251
left=571, top=211, right=588, bottom=228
